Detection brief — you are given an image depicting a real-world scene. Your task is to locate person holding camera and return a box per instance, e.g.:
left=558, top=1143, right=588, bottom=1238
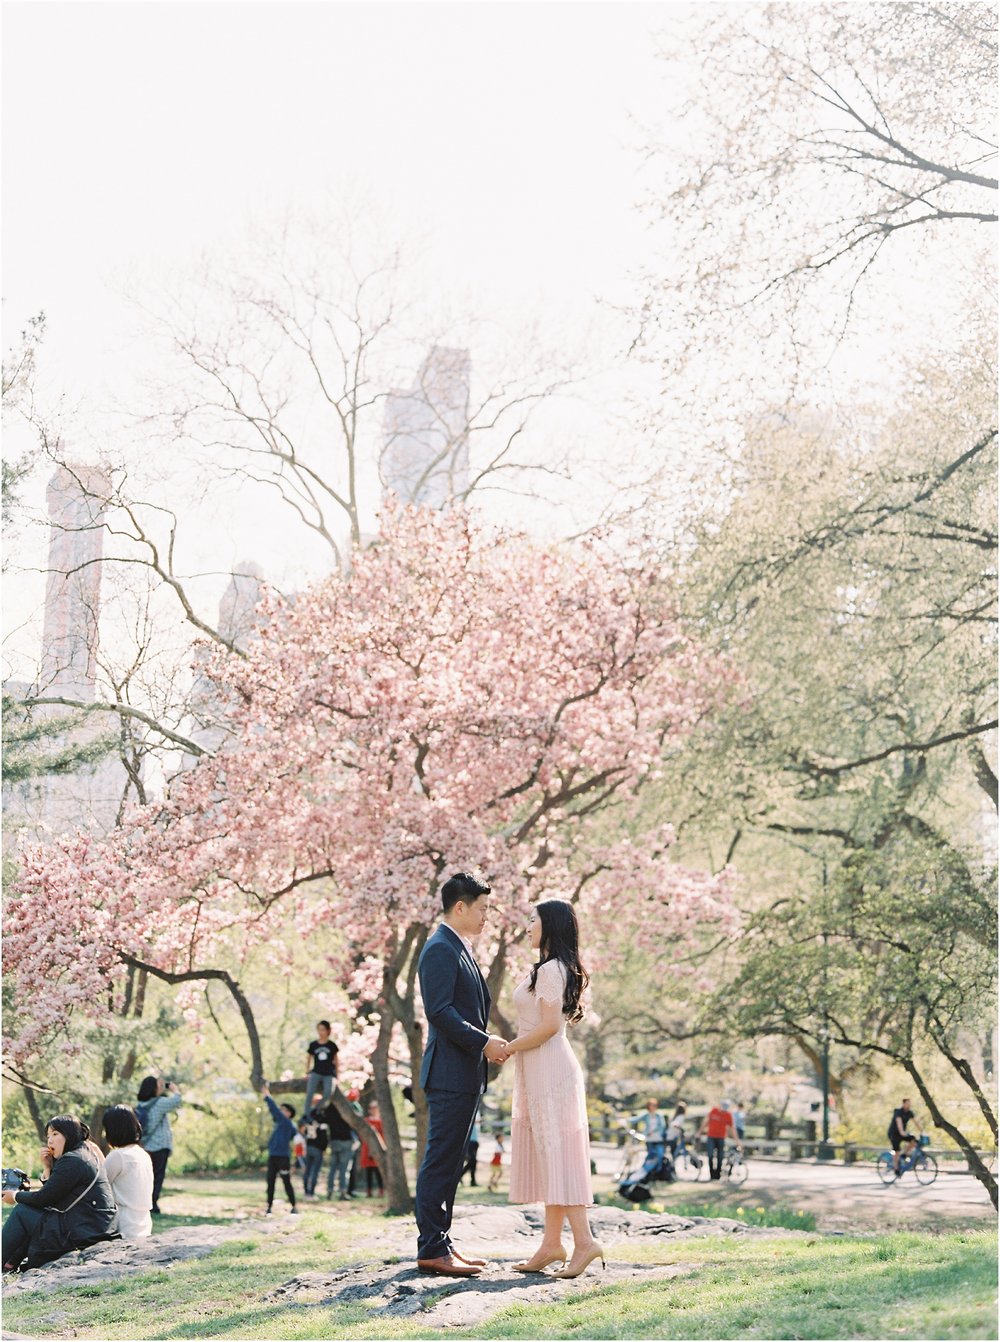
left=2, top=1115, right=120, bottom=1272
left=136, top=1076, right=182, bottom=1215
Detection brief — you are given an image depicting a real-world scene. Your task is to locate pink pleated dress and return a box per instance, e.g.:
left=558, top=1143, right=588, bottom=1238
left=508, top=959, right=594, bottom=1207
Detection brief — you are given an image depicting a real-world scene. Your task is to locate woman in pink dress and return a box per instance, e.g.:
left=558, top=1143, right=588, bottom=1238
left=505, top=899, right=605, bottom=1278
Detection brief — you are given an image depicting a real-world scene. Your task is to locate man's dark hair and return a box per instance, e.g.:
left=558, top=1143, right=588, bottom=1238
left=317, top=1020, right=331, bottom=1030
left=281, top=1104, right=296, bottom=1119
left=103, top=1105, right=142, bottom=1148
left=441, top=871, right=491, bottom=914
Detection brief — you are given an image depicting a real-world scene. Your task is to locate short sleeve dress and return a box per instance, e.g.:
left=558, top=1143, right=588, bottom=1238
left=508, top=959, right=593, bottom=1207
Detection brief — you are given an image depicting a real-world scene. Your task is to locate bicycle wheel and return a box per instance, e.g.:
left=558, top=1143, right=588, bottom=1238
left=914, top=1153, right=938, bottom=1186
left=677, top=1151, right=703, bottom=1182
left=727, top=1154, right=749, bottom=1185
left=876, top=1153, right=897, bottom=1184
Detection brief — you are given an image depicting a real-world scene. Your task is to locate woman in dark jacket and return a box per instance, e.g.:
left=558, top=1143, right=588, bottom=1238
left=2, top=1115, right=120, bottom=1272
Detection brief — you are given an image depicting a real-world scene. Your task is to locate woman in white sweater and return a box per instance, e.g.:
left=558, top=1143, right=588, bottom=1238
left=102, top=1105, right=154, bottom=1240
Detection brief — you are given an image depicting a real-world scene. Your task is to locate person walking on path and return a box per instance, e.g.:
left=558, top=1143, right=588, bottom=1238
left=506, top=900, right=604, bottom=1279
left=733, top=1104, right=747, bottom=1143
left=261, top=1085, right=298, bottom=1215
left=135, top=1076, right=182, bottom=1215
left=487, top=1131, right=506, bottom=1192
left=463, top=1117, right=481, bottom=1187
left=301, top=1103, right=328, bottom=1199
left=102, top=1106, right=154, bottom=1240
left=698, top=1099, right=742, bottom=1180
left=415, top=871, right=508, bottom=1278
left=666, top=1102, right=689, bottom=1159
left=304, top=1021, right=339, bottom=1115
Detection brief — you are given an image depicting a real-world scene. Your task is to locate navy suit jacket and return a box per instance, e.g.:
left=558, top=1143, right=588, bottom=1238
left=418, top=924, right=492, bottom=1094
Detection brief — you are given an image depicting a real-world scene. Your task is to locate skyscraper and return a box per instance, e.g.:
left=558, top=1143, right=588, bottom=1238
left=381, top=347, right=471, bottom=508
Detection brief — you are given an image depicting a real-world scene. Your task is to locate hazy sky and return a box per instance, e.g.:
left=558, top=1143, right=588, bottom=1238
left=4, top=2, right=691, bottom=685
left=4, top=2, right=674, bottom=397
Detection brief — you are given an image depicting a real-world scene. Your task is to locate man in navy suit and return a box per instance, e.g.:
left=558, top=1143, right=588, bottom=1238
left=415, top=871, right=508, bottom=1276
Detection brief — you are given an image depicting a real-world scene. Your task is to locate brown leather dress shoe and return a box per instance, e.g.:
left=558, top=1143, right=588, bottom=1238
left=417, top=1255, right=482, bottom=1277
left=451, top=1248, right=488, bottom=1267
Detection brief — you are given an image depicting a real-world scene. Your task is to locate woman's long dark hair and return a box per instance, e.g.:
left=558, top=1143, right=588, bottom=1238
left=528, top=899, right=589, bottom=1024
left=46, top=1115, right=90, bottom=1152
left=137, top=1076, right=158, bottom=1103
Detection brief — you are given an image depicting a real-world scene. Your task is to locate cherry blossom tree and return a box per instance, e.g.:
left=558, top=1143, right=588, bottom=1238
left=6, top=504, right=738, bottom=1211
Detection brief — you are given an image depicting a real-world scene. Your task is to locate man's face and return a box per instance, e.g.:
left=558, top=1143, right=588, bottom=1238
left=902, top=1099, right=911, bottom=1113
left=453, top=893, right=489, bottom=937
left=647, top=1100, right=658, bottom=1113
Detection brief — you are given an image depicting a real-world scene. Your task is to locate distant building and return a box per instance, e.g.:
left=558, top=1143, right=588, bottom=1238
left=182, top=563, right=265, bottom=759
left=381, top=347, right=471, bottom=509
left=3, top=466, right=128, bottom=840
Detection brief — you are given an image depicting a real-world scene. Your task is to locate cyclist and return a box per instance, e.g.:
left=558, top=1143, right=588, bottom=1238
left=888, top=1098, right=922, bottom=1175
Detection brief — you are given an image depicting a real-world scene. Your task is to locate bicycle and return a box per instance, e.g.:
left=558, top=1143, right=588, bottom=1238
left=614, top=1126, right=648, bottom=1187
left=875, top=1135, right=938, bottom=1186
left=724, top=1145, right=749, bottom=1185
left=671, top=1134, right=704, bottom=1182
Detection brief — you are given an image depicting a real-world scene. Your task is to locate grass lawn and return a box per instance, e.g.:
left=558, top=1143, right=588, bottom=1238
left=2, top=1174, right=996, bottom=1340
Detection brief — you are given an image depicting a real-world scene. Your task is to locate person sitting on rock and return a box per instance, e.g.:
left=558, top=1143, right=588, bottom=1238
left=103, top=1105, right=154, bottom=1240
left=2, top=1115, right=120, bottom=1272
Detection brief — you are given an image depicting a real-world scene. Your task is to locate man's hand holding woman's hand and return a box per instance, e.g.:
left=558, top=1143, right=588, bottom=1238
left=483, top=1036, right=510, bottom=1064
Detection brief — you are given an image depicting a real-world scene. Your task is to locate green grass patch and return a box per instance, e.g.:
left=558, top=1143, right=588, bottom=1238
left=2, top=1175, right=995, bottom=1340
left=654, top=1200, right=818, bottom=1231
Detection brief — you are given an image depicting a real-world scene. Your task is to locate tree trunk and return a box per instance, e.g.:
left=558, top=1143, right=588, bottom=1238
left=904, top=1057, right=997, bottom=1210
left=22, top=1084, right=48, bottom=1142
left=370, top=1011, right=413, bottom=1214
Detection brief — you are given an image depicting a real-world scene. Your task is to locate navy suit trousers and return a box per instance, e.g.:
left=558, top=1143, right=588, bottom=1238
left=415, top=1088, right=481, bottom=1261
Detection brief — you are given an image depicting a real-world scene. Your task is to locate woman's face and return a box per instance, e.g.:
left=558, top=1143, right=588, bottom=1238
left=156, top=1078, right=166, bottom=1096
left=529, top=909, right=543, bottom=952
left=46, top=1127, right=67, bottom=1159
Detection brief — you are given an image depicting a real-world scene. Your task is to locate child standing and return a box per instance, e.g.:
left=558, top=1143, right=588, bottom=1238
left=488, top=1131, right=506, bottom=1192
left=261, top=1084, right=298, bottom=1215
left=359, top=1100, right=385, bottom=1196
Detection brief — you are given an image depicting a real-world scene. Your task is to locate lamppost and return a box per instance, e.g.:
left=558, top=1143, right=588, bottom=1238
left=817, top=860, right=835, bottom=1160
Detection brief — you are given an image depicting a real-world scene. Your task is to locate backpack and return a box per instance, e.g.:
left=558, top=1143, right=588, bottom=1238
left=134, top=1100, right=154, bottom=1137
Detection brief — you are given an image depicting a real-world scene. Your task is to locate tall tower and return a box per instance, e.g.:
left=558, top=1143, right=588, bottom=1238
left=39, top=465, right=109, bottom=699
left=381, top=347, right=471, bottom=509
left=183, top=562, right=265, bottom=760
left=3, top=463, right=127, bottom=839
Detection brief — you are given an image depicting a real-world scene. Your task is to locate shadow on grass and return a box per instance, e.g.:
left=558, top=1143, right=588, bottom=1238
left=151, top=1214, right=235, bottom=1231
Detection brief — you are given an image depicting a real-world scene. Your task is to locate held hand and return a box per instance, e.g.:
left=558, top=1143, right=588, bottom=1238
left=39, top=1146, right=53, bottom=1171
left=261, top=1083, right=270, bottom=1098
left=483, top=1036, right=509, bottom=1064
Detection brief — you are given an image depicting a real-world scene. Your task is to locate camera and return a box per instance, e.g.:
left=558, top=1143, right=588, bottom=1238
left=2, top=1168, right=30, bottom=1192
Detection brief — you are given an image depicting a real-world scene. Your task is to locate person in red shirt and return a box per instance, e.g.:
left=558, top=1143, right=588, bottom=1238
left=359, top=1101, right=386, bottom=1196
left=697, top=1100, right=742, bottom=1180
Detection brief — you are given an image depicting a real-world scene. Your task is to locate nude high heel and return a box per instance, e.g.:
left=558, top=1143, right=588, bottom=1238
left=512, top=1245, right=568, bottom=1272
left=551, top=1243, right=606, bottom=1278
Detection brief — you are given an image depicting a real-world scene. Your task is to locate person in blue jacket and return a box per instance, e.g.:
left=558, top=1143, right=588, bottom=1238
left=261, top=1084, right=298, bottom=1215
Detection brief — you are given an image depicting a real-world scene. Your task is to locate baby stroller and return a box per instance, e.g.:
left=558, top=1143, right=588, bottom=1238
left=616, top=1126, right=676, bottom=1202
